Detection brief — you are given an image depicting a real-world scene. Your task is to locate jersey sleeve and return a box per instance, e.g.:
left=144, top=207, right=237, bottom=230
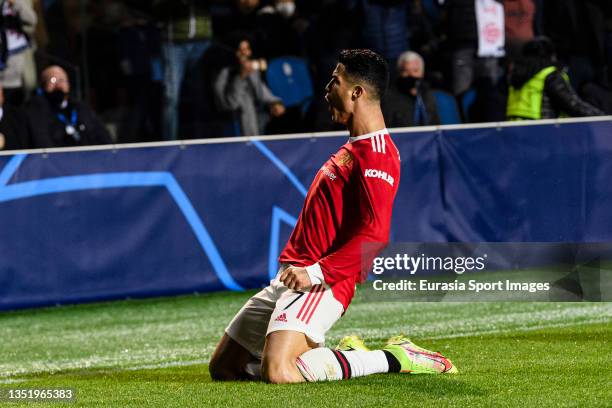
left=309, top=153, right=397, bottom=286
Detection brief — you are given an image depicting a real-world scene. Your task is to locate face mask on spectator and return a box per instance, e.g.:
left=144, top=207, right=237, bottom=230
left=45, top=90, right=68, bottom=109
left=397, top=76, right=420, bottom=93
left=276, top=2, right=295, bottom=18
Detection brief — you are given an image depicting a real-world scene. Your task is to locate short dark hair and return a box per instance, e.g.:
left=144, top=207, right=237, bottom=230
left=338, top=49, right=389, bottom=101
left=522, top=36, right=556, bottom=60
left=227, top=31, right=253, bottom=51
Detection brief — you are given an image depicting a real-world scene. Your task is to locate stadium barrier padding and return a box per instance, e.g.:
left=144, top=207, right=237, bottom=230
left=1, top=119, right=611, bottom=310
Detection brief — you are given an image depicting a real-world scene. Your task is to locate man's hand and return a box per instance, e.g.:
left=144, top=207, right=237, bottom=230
left=269, top=102, right=285, bottom=117
left=279, top=266, right=312, bottom=291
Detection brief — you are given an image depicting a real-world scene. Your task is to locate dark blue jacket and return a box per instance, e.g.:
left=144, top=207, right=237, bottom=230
left=359, top=0, right=409, bottom=62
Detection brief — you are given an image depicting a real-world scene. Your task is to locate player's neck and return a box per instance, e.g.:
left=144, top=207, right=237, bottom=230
left=347, top=105, right=386, bottom=138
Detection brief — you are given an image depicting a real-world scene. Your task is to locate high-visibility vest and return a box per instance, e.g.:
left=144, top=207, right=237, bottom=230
left=507, top=66, right=570, bottom=120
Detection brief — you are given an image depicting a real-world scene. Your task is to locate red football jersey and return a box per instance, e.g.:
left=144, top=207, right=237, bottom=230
left=279, top=129, right=401, bottom=310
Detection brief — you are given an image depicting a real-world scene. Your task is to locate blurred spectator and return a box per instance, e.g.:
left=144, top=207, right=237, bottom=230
left=463, top=76, right=508, bottom=123
left=0, top=0, right=37, bottom=106
left=533, top=0, right=544, bottom=35
left=303, top=0, right=356, bottom=93
left=114, top=19, right=163, bottom=144
left=256, top=0, right=306, bottom=58
left=444, top=0, right=505, bottom=95
left=26, top=65, right=112, bottom=147
left=383, top=51, right=440, bottom=127
left=407, top=0, right=440, bottom=64
left=22, top=0, right=47, bottom=99
left=608, top=5, right=612, bottom=73
left=153, top=0, right=213, bottom=140
left=506, top=37, right=603, bottom=120
left=84, top=1, right=162, bottom=144
left=581, top=81, right=612, bottom=115
left=213, top=0, right=263, bottom=48
left=504, top=0, right=535, bottom=60
left=42, top=0, right=79, bottom=66
left=86, top=1, right=129, bottom=118
left=358, top=0, right=409, bottom=63
left=230, top=0, right=262, bottom=32
left=213, top=36, right=285, bottom=136
left=0, top=82, right=29, bottom=150
left=543, top=0, right=608, bottom=90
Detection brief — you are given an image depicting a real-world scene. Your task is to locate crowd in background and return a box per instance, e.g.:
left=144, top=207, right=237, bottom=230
left=0, top=0, right=611, bottom=150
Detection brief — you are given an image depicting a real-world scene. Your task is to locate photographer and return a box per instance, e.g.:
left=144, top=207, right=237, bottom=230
left=214, top=34, right=285, bottom=136
left=0, top=0, right=37, bottom=106
left=26, top=65, right=111, bottom=148
left=383, top=51, right=440, bottom=127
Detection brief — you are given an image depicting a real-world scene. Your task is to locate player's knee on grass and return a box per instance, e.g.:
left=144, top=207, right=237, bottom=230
left=262, top=358, right=304, bottom=384
left=261, top=348, right=307, bottom=384
left=209, top=334, right=256, bottom=381
left=262, top=330, right=314, bottom=383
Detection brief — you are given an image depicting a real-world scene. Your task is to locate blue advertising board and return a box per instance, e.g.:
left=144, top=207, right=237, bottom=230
left=1, top=118, right=611, bottom=310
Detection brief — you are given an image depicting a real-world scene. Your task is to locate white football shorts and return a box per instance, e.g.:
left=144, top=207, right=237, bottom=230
left=225, top=266, right=344, bottom=359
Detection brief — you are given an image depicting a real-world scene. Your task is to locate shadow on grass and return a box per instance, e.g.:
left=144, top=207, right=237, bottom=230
left=16, top=364, right=211, bottom=385
left=18, top=364, right=486, bottom=399
left=339, top=374, right=487, bottom=398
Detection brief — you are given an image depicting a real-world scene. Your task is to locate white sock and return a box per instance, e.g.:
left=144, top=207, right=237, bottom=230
left=343, top=349, right=389, bottom=377
left=296, top=348, right=389, bottom=382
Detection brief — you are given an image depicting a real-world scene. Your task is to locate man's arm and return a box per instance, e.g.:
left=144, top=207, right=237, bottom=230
left=257, top=75, right=282, bottom=106
left=12, top=0, right=37, bottom=31
left=213, top=68, right=240, bottom=111
left=545, top=72, right=604, bottom=117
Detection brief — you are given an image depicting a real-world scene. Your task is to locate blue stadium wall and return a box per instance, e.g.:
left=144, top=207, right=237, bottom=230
left=1, top=118, right=611, bottom=310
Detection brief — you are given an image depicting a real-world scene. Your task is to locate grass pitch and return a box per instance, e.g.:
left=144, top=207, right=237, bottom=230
left=1, top=290, right=611, bottom=407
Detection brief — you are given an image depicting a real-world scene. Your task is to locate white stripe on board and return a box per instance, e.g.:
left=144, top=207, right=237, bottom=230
left=1, top=116, right=610, bottom=157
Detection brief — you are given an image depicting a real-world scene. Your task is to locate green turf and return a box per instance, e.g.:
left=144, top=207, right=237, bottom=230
left=1, top=291, right=611, bottom=407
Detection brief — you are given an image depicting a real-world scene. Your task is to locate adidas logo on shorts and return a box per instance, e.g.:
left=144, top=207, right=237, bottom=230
left=274, top=313, right=287, bottom=323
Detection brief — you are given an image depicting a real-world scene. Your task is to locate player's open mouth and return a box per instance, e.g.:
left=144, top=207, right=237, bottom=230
left=328, top=105, right=336, bottom=119
left=325, top=97, right=336, bottom=112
